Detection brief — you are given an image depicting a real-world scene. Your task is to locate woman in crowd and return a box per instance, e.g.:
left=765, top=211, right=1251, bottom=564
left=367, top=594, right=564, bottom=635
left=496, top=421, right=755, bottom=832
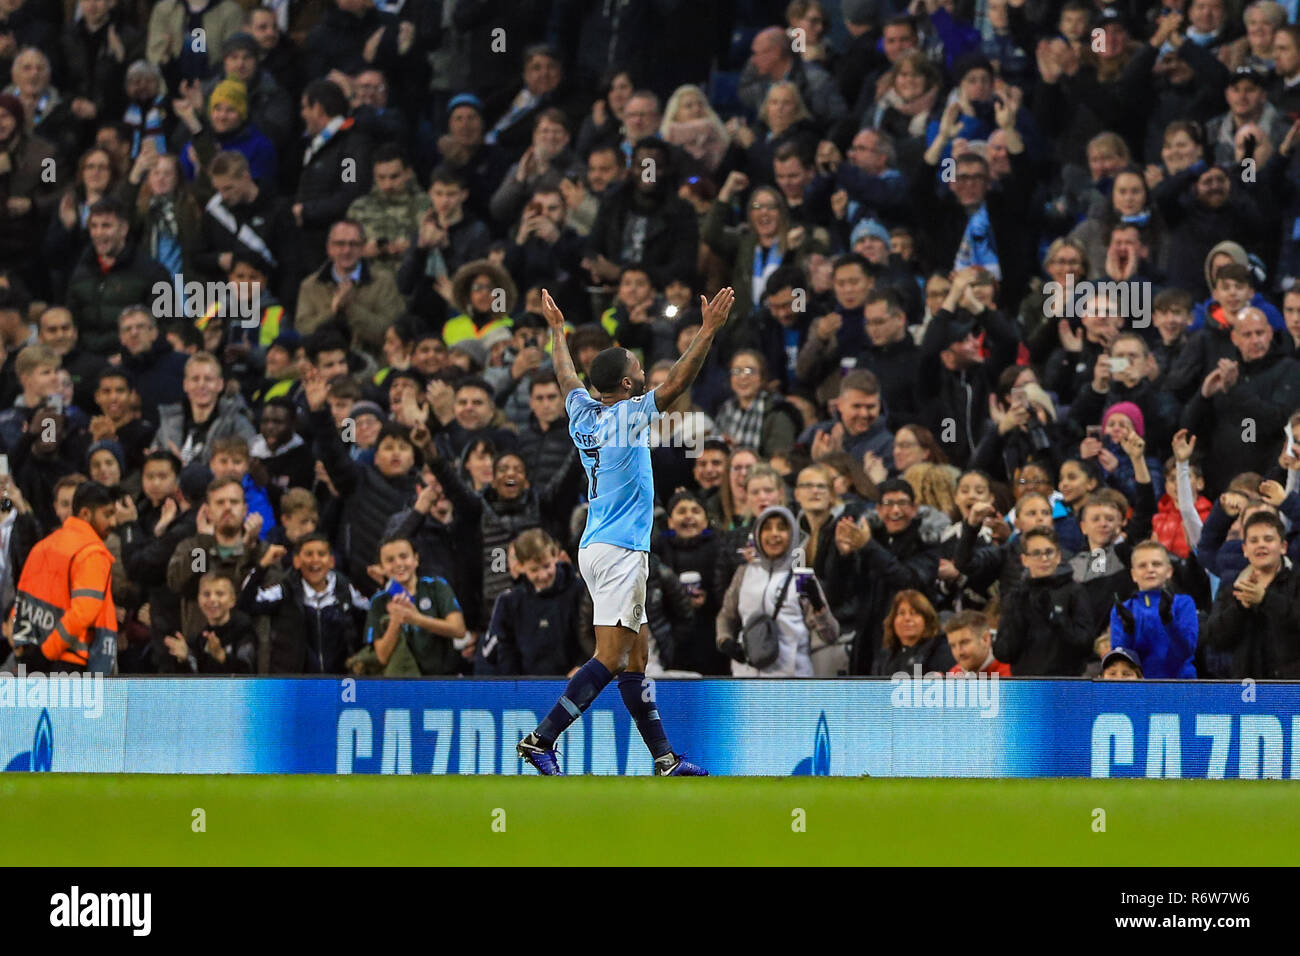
left=716, top=504, right=839, bottom=677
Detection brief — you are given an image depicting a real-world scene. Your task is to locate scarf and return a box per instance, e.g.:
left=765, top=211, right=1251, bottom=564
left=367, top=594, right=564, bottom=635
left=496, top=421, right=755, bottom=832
left=485, top=87, right=538, bottom=144
left=303, top=115, right=349, bottom=167
left=752, top=241, right=782, bottom=309
left=954, top=202, right=1000, bottom=279
left=125, top=95, right=168, bottom=158
left=204, top=191, right=278, bottom=267
left=717, top=389, right=770, bottom=451
left=6, top=86, right=56, bottom=130
left=148, top=193, right=184, bottom=275
left=1120, top=209, right=1150, bottom=227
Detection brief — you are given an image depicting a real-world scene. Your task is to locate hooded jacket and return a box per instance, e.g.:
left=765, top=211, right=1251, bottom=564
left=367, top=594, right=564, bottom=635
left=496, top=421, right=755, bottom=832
left=716, top=505, right=839, bottom=677
left=152, top=394, right=257, bottom=465
left=994, top=564, right=1096, bottom=676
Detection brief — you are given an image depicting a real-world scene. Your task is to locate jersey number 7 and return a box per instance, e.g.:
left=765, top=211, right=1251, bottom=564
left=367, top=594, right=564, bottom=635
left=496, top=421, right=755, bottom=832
left=582, top=448, right=600, bottom=498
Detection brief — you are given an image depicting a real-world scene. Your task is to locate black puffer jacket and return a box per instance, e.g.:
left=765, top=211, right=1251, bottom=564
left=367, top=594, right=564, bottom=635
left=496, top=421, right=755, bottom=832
left=311, top=408, right=419, bottom=595
left=1180, top=347, right=1300, bottom=496
left=653, top=528, right=727, bottom=675
left=994, top=565, right=1096, bottom=676
left=64, top=242, right=173, bottom=354
left=479, top=558, right=585, bottom=676
left=429, top=447, right=582, bottom=627
left=1204, top=563, right=1300, bottom=679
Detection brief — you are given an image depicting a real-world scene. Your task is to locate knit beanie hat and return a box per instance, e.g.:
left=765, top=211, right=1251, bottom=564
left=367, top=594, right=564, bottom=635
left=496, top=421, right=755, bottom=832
left=210, top=79, right=249, bottom=122
left=1103, top=401, right=1145, bottom=438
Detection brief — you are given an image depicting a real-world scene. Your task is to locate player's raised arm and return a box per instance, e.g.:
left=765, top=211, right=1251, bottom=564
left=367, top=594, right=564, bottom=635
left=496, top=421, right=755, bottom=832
left=542, top=289, right=585, bottom=395
left=654, top=287, right=735, bottom=409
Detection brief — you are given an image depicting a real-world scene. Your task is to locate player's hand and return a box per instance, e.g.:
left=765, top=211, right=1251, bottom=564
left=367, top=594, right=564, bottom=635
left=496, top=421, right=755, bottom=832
left=541, top=288, right=566, bottom=329
left=699, top=287, right=735, bottom=333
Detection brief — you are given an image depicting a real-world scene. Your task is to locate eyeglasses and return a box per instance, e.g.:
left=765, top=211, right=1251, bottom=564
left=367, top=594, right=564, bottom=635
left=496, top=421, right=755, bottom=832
left=1025, top=548, right=1058, bottom=559
left=955, top=173, right=987, bottom=183
left=730, top=367, right=758, bottom=377
left=796, top=482, right=829, bottom=491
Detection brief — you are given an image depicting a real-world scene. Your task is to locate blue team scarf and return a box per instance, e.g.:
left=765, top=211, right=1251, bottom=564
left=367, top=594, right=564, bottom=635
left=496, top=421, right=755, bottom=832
left=752, top=243, right=782, bottom=310
left=954, top=203, right=1000, bottom=279
left=125, top=96, right=167, bottom=153
left=1121, top=209, right=1151, bottom=227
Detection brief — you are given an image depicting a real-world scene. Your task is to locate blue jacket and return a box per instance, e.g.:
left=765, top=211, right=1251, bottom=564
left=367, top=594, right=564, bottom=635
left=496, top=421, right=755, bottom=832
left=1110, top=588, right=1198, bottom=678
left=241, top=473, right=275, bottom=540
left=1191, top=293, right=1284, bottom=332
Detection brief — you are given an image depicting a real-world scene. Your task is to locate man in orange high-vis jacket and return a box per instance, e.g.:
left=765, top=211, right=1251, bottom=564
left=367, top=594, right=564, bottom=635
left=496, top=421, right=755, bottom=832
left=9, top=482, right=120, bottom=674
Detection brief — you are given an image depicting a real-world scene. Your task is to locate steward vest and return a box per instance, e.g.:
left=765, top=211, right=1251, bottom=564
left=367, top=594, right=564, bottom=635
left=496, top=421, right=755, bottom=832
left=11, top=517, right=117, bottom=672
left=197, top=300, right=284, bottom=348
left=442, top=313, right=513, bottom=346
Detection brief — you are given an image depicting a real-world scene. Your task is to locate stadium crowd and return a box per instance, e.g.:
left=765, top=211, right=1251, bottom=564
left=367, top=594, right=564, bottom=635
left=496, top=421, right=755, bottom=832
left=3, top=0, right=1300, bottom=681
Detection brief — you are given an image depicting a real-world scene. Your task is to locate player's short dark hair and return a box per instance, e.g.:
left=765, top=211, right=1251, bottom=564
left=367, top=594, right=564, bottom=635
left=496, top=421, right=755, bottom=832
left=87, top=196, right=128, bottom=223
left=588, top=347, right=632, bottom=393
left=72, top=480, right=117, bottom=514
left=832, top=252, right=873, bottom=277
left=701, top=438, right=730, bottom=457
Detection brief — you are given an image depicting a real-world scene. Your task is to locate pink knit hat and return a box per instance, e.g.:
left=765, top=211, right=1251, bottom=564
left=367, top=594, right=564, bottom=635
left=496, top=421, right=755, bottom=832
left=1103, top=401, right=1144, bottom=438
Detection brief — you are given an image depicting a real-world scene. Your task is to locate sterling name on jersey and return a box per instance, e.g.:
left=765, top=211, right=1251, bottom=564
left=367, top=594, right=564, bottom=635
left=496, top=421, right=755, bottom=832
left=566, top=387, right=662, bottom=552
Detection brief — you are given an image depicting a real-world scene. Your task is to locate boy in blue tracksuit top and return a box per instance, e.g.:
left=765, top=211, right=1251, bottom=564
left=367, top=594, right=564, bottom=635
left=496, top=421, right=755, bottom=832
left=1110, top=540, right=1198, bottom=678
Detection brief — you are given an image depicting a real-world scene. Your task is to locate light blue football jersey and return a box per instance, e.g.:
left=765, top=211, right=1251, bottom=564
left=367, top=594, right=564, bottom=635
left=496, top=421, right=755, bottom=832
left=566, top=386, right=662, bottom=552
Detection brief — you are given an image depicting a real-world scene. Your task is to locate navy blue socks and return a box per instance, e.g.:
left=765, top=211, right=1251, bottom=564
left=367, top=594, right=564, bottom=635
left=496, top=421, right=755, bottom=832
left=535, top=658, right=614, bottom=746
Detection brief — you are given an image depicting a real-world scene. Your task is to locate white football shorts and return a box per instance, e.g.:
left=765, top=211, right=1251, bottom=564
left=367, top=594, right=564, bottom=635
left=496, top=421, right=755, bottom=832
left=578, top=543, right=648, bottom=630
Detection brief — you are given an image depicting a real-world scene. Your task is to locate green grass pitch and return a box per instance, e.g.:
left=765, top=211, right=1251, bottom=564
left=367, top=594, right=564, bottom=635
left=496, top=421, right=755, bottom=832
left=2, top=775, right=1295, bottom=865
